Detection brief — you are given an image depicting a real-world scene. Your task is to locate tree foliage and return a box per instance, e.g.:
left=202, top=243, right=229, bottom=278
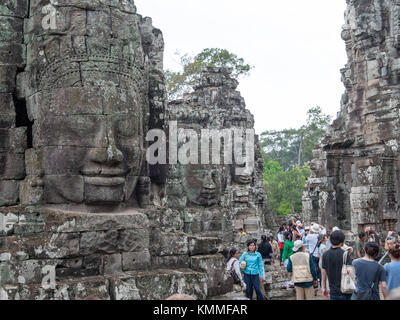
left=261, top=107, right=331, bottom=216
left=165, top=48, right=253, bottom=100
left=264, top=163, right=310, bottom=216
left=260, top=107, right=332, bottom=171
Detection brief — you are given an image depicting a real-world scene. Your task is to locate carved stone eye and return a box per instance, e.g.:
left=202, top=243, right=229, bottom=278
left=117, top=118, right=137, bottom=137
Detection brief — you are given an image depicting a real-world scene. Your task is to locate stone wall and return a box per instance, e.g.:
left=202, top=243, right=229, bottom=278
left=303, top=0, right=400, bottom=235
left=0, top=0, right=28, bottom=207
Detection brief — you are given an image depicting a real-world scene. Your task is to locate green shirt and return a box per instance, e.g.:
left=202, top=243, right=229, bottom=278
left=354, top=240, right=365, bottom=258
left=281, top=240, right=294, bottom=262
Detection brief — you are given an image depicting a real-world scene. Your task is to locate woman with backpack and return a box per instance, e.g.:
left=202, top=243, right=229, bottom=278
left=226, top=248, right=246, bottom=291
left=239, top=240, right=265, bottom=300
left=352, top=242, right=388, bottom=300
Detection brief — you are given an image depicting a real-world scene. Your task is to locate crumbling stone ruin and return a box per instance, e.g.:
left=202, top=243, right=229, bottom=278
left=166, top=67, right=267, bottom=247
left=303, top=0, right=400, bottom=236
left=0, top=0, right=268, bottom=300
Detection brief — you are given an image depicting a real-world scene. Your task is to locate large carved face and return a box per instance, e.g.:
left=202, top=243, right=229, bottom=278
left=231, top=163, right=253, bottom=185
left=182, top=165, right=227, bottom=207
left=25, top=3, right=148, bottom=208
left=33, top=87, right=144, bottom=206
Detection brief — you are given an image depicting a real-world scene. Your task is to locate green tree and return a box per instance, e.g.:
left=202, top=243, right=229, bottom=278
left=260, top=107, right=331, bottom=171
left=264, top=162, right=310, bottom=216
left=261, top=107, right=329, bottom=216
left=165, top=48, right=253, bottom=100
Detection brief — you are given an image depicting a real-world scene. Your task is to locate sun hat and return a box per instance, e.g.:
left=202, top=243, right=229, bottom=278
left=296, top=221, right=303, bottom=227
left=332, top=226, right=340, bottom=232
left=305, top=226, right=310, bottom=231
left=311, top=223, right=321, bottom=233
left=292, top=240, right=305, bottom=252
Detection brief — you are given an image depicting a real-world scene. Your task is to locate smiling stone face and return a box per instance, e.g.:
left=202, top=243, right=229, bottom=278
left=182, top=165, right=227, bottom=207
left=22, top=1, right=149, bottom=209
left=32, top=88, right=145, bottom=206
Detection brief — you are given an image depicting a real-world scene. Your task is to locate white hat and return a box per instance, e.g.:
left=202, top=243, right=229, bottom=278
left=332, top=226, right=340, bottom=232
left=293, top=240, right=305, bottom=252
left=305, top=226, right=310, bottom=231
left=311, top=224, right=320, bottom=233
left=296, top=221, right=303, bottom=227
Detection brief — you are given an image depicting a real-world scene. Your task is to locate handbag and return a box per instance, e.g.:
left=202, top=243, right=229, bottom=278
left=340, top=250, right=356, bottom=294
left=351, top=264, right=381, bottom=300
left=240, top=252, right=248, bottom=271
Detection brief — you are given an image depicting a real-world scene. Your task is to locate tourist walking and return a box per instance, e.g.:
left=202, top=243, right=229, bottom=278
left=278, top=226, right=285, bottom=262
left=384, top=243, right=400, bottom=296
left=226, top=248, right=246, bottom=291
left=322, top=230, right=353, bottom=300
left=286, top=240, right=318, bottom=300
left=270, top=236, right=279, bottom=264
left=296, top=221, right=305, bottom=239
left=258, top=235, right=273, bottom=266
left=378, top=232, right=397, bottom=265
left=303, top=226, right=310, bottom=250
left=352, top=242, right=387, bottom=300
left=306, top=223, right=321, bottom=283
left=355, top=232, right=367, bottom=259
left=318, top=235, right=329, bottom=289
left=239, top=240, right=265, bottom=300
left=281, top=232, right=294, bottom=268
left=318, top=235, right=328, bottom=267
left=325, top=229, right=332, bottom=250
left=366, top=228, right=382, bottom=260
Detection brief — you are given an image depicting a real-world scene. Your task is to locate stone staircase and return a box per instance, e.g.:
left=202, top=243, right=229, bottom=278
left=264, top=263, right=296, bottom=300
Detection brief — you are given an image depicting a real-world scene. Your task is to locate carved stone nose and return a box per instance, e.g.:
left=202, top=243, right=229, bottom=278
left=88, top=126, right=124, bottom=165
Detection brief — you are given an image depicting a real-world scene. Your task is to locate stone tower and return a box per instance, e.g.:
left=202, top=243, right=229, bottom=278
left=303, top=0, right=400, bottom=235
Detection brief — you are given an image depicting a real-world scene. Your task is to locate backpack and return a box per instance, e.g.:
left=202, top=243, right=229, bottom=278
left=227, top=259, right=241, bottom=284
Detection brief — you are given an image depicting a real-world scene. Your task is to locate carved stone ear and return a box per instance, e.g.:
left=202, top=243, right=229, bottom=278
left=137, top=176, right=151, bottom=208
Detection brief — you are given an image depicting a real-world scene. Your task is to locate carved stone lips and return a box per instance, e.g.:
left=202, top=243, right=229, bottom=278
left=81, top=168, right=127, bottom=186
left=83, top=176, right=125, bottom=187
left=200, top=190, right=217, bottom=200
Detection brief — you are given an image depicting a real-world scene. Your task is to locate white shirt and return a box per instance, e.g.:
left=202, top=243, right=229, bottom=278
left=298, top=228, right=306, bottom=239
left=277, top=232, right=284, bottom=243
left=306, top=233, right=320, bottom=258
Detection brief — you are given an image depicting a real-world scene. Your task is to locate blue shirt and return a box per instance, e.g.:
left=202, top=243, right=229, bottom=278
left=287, top=253, right=318, bottom=288
left=384, top=260, right=400, bottom=294
left=353, top=259, right=386, bottom=300
left=302, top=235, right=308, bottom=249
left=239, top=251, right=264, bottom=279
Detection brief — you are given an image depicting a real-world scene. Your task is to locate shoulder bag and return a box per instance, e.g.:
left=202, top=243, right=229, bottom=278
left=340, top=250, right=356, bottom=294
left=240, top=252, right=248, bottom=271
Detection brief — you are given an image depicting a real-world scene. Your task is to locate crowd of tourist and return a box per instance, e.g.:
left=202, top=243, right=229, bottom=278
left=226, top=217, right=400, bottom=300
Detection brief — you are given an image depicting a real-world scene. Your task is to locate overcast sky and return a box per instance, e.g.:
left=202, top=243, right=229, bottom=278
left=135, top=0, right=348, bottom=134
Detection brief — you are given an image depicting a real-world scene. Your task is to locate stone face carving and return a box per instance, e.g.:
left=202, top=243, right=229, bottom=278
left=181, top=164, right=227, bottom=207
left=303, top=0, right=400, bottom=235
left=0, top=0, right=171, bottom=211
left=166, top=67, right=266, bottom=241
